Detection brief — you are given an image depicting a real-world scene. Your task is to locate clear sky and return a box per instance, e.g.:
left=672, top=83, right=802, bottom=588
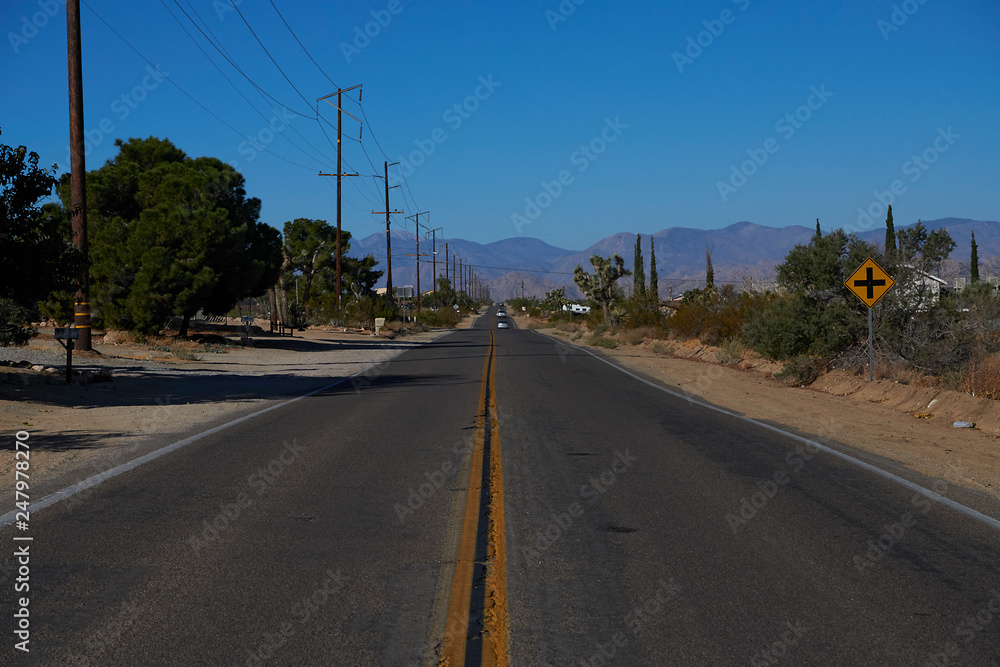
left=3, top=0, right=998, bottom=251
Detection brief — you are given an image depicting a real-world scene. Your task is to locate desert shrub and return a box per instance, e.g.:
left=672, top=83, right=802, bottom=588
left=621, top=328, right=646, bottom=345
left=742, top=293, right=857, bottom=361
left=592, top=323, right=610, bottom=337
left=716, top=337, right=746, bottom=364
left=588, top=336, right=618, bottom=349
left=0, top=298, right=35, bottom=346
left=774, top=354, right=828, bottom=385
left=416, top=308, right=459, bottom=328
left=962, top=353, right=1000, bottom=399
left=650, top=341, right=675, bottom=355
left=668, top=286, right=767, bottom=346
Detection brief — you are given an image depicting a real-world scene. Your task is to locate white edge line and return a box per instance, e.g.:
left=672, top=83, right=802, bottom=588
left=535, top=330, right=1000, bottom=532
left=3, top=345, right=417, bottom=528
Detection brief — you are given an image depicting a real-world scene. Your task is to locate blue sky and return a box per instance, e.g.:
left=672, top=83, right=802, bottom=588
left=3, top=0, right=998, bottom=251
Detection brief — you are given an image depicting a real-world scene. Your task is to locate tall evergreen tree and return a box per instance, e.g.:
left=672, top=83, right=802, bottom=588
left=649, top=236, right=658, bottom=300
left=60, top=137, right=281, bottom=336
left=971, top=231, right=980, bottom=283
left=705, top=244, right=715, bottom=289
left=813, top=218, right=822, bottom=242
left=633, top=234, right=645, bottom=297
left=884, top=205, right=896, bottom=263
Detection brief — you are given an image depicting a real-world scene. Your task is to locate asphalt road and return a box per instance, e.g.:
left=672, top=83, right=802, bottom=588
left=3, top=309, right=1000, bottom=665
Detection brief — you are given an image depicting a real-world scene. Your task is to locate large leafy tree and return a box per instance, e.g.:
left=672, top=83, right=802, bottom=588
left=1, top=129, right=80, bottom=344
left=58, top=137, right=281, bottom=336
left=282, top=218, right=336, bottom=307
left=745, top=228, right=875, bottom=360
left=573, top=254, right=630, bottom=323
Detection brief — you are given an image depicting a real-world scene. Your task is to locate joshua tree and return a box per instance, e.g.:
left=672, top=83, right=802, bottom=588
left=573, top=254, right=631, bottom=323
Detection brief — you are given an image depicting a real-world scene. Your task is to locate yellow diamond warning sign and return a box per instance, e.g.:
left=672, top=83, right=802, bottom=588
left=845, top=258, right=895, bottom=308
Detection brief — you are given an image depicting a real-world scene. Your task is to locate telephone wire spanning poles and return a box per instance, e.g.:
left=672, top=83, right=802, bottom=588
left=406, top=211, right=430, bottom=315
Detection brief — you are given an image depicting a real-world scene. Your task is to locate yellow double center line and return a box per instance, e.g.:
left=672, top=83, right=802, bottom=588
left=440, top=329, right=509, bottom=666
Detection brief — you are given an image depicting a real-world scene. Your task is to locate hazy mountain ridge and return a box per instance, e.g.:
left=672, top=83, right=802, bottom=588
left=354, top=218, right=999, bottom=302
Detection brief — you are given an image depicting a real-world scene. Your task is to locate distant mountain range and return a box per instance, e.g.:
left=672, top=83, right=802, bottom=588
left=354, top=218, right=999, bottom=302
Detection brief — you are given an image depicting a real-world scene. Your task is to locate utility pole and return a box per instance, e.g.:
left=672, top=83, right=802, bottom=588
left=406, top=211, right=429, bottom=316
left=459, top=258, right=464, bottom=298
left=318, top=85, right=362, bottom=311
left=427, top=227, right=442, bottom=308
left=67, top=0, right=91, bottom=350
left=371, top=161, right=402, bottom=298
left=452, top=254, right=457, bottom=303
left=443, top=242, right=452, bottom=307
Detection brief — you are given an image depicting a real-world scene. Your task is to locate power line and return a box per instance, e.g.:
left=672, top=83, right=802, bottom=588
left=267, top=0, right=338, bottom=89
left=82, top=1, right=317, bottom=171
left=230, top=2, right=314, bottom=112
left=161, top=0, right=329, bottom=169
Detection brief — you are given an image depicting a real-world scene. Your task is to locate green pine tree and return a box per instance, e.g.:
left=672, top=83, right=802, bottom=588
left=971, top=231, right=980, bottom=283
left=884, top=205, right=896, bottom=264
left=705, top=245, right=715, bottom=289
left=634, top=234, right=646, bottom=297
left=649, top=237, right=658, bottom=301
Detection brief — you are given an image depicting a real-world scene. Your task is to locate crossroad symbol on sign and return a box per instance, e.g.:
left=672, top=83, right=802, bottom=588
left=845, top=258, right=895, bottom=308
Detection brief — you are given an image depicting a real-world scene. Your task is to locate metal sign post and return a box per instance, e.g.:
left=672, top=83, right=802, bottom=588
left=845, top=258, right=895, bottom=381
left=54, top=327, right=81, bottom=384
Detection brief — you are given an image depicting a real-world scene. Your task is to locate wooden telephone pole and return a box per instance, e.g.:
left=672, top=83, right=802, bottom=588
left=317, top=85, right=362, bottom=310
left=406, top=211, right=430, bottom=315
left=67, top=0, right=91, bottom=350
left=371, top=161, right=402, bottom=297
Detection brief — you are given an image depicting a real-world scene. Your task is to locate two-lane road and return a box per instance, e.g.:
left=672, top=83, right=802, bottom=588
left=4, top=309, right=999, bottom=665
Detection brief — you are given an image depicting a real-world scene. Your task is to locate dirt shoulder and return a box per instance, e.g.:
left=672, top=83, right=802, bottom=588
left=0, top=316, right=480, bottom=502
left=521, top=318, right=1000, bottom=505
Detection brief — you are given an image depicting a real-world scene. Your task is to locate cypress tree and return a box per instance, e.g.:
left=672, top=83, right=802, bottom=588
left=634, top=234, right=645, bottom=297
left=813, top=218, right=821, bottom=242
left=705, top=245, right=715, bottom=289
left=649, top=236, right=658, bottom=301
left=971, top=231, right=980, bottom=283
left=885, top=205, right=896, bottom=263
